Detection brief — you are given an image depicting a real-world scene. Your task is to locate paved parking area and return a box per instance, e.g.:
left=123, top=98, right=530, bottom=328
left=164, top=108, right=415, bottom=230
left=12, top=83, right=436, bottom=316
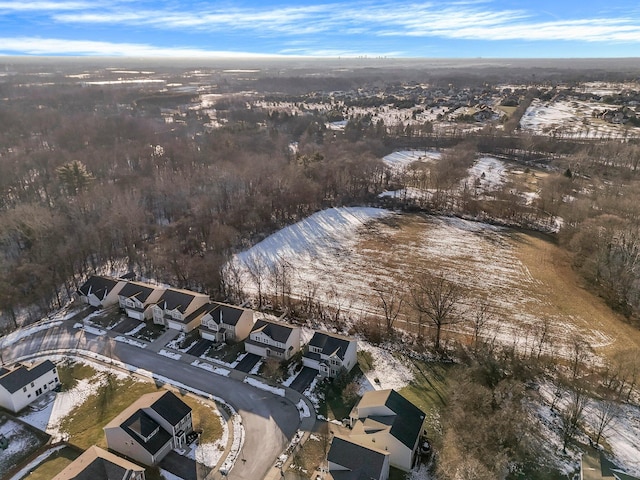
left=289, top=366, right=318, bottom=393
left=235, top=353, right=262, bottom=373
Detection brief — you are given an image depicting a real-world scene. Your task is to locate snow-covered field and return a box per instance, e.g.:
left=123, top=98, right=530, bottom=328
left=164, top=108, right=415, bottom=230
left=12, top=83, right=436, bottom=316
left=358, top=343, right=414, bottom=392
left=520, top=98, right=640, bottom=139
left=463, top=156, right=508, bottom=192
left=383, top=150, right=441, bottom=170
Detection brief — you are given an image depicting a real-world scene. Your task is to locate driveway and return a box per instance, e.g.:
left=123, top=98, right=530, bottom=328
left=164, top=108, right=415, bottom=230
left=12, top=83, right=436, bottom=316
left=186, top=338, right=213, bottom=357
left=235, top=353, right=262, bottom=373
left=110, top=316, right=142, bottom=334
left=289, top=367, right=318, bottom=393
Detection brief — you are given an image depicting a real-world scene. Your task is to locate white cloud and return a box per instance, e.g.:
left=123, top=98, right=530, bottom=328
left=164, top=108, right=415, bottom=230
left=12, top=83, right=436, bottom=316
left=0, top=37, right=290, bottom=57
left=0, top=1, right=94, bottom=11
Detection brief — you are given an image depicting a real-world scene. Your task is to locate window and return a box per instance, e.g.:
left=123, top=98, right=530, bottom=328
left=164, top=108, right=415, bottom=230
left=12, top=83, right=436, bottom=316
left=54, top=377, right=58, bottom=382
left=31, top=382, right=34, bottom=387
left=23, top=387, right=27, bottom=392
left=28, top=394, right=31, bottom=398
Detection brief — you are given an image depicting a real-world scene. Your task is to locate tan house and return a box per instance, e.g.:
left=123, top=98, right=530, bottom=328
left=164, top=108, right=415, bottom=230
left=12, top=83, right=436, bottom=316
left=117, top=282, right=165, bottom=321
left=198, top=302, right=255, bottom=343
left=302, top=331, right=357, bottom=378
left=104, top=391, right=192, bottom=466
left=327, top=435, right=390, bottom=480
left=349, top=389, right=425, bottom=472
left=151, top=288, right=210, bottom=332
left=244, top=318, right=301, bottom=361
left=52, top=445, right=145, bottom=480
left=0, top=360, right=59, bottom=413
left=77, top=276, right=126, bottom=308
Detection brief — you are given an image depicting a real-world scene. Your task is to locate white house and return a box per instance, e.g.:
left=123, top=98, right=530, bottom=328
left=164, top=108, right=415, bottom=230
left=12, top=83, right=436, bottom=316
left=53, top=445, right=146, bottom=480
left=198, top=302, right=255, bottom=343
left=244, top=319, right=301, bottom=361
left=117, top=281, right=165, bottom=321
left=104, top=390, right=193, bottom=467
left=0, top=360, right=59, bottom=413
left=77, top=275, right=126, bottom=308
left=151, top=288, right=210, bottom=332
left=327, top=435, right=390, bottom=480
left=302, top=331, right=357, bottom=378
left=349, top=389, right=425, bottom=472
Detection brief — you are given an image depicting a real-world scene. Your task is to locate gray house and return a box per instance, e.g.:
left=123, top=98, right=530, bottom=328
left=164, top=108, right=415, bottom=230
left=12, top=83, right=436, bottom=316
left=104, top=391, right=192, bottom=466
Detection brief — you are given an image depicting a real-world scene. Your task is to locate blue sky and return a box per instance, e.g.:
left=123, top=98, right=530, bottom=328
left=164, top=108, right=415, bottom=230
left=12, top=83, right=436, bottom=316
left=1, top=0, right=639, bottom=58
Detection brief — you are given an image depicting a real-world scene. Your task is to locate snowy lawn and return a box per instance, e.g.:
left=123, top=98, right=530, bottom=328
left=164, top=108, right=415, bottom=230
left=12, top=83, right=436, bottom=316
left=0, top=418, right=49, bottom=478
left=382, top=150, right=441, bottom=170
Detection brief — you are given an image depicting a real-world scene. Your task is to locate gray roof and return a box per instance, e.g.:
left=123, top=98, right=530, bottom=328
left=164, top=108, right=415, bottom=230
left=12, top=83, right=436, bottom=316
left=251, top=319, right=295, bottom=343
left=308, top=331, right=354, bottom=360
left=156, top=289, right=198, bottom=314
left=210, top=303, right=245, bottom=326
left=118, top=282, right=158, bottom=303
left=121, top=410, right=172, bottom=455
left=328, top=436, right=388, bottom=480
left=150, top=391, right=191, bottom=426
left=384, top=390, right=425, bottom=449
left=0, top=360, right=56, bottom=394
left=77, top=276, right=120, bottom=300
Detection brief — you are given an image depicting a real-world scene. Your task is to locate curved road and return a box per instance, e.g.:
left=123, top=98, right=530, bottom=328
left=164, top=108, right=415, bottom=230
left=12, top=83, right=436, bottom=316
left=5, top=322, right=301, bottom=480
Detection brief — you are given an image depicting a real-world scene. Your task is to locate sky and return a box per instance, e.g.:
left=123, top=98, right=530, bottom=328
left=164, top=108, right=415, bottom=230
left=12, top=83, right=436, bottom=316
left=1, top=0, right=640, bottom=58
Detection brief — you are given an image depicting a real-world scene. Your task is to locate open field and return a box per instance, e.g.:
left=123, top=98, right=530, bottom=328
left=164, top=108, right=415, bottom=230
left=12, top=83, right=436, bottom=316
left=235, top=208, right=639, bottom=363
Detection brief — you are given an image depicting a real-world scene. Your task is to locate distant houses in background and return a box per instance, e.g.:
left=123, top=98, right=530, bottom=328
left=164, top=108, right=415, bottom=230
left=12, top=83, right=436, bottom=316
left=52, top=445, right=146, bottom=480
left=104, top=390, right=193, bottom=467
left=244, top=318, right=301, bottom=361
left=303, top=331, right=357, bottom=378
left=0, top=360, right=59, bottom=413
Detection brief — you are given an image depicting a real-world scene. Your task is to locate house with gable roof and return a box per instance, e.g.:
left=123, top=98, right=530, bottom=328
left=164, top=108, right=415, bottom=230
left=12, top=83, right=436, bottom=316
left=198, top=302, right=255, bottom=343
left=104, top=390, right=192, bottom=466
left=77, top=276, right=126, bottom=308
left=244, top=318, right=301, bottom=361
left=0, top=360, right=59, bottom=413
left=117, top=281, right=165, bottom=321
left=327, top=435, right=390, bottom=480
left=151, top=288, right=210, bottom=332
left=303, top=331, right=357, bottom=378
left=52, top=445, right=146, bottom=480
left=348, top=389, right=425, bottom=472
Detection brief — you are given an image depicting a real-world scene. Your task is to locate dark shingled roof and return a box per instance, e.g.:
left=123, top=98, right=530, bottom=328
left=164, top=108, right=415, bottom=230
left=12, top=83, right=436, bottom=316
left=384, top=390, right=425, bottom=449
left=118, top=282, right=158, bottom=303
left=210, top=303, right=245, bottom=326
left=308, top=331, right=354, bottom=360
left=0, top=360, right=56, bottom=394
left=156, top=289, right=198, bottom=314
left=121, top=410, right=171, bottom=454
left=150, top=391, right=191, bottom=426
left=52, top=446, right=145, bottom=480
left=251, top=319, right=295, bottom=343
left=77, top=276, right=120, bottom=300
left=328, top=436, right=388, bottom=480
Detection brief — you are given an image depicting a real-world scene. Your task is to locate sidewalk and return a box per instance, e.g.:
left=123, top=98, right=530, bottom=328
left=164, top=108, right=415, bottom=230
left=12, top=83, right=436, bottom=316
left=146, top=328, right=181, bottom=353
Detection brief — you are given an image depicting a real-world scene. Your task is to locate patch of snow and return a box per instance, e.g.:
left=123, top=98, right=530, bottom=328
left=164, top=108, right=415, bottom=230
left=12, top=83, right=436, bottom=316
left=243, top=377, right=285, bottom=397
left=160, top=469, right=183, bottom=480
left=74, top=323, right=106, bottom=336
left=358, top=343, right=414, bottom=391
left=114, top=336, right=146, bottom=348
left=159, top=349, right=182, bottom=360
left=249, top=359, right=262, bottom=375
left=297, top=399, right=311, bottom=419
left=383, top=150, right=441, bottom=169
left=1, top=321, right=63, bottom=348
left=464, top=156, right=507, bottom=192
left=190, top=360, right=230, bottom=377
left=124, top=322, right=146, bottom=336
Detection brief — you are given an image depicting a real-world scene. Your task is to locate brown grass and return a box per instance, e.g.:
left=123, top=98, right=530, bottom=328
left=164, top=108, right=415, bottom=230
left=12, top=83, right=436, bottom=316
left=21, top=446, right=81, bottom=480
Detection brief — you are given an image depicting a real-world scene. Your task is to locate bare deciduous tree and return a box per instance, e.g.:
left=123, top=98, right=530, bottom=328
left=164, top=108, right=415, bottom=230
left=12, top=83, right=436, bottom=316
left=590, top=399, right=620, bottom=446
left=375, top=283, right=405, bottom=334
left=410, top=273, right=464, bottom=350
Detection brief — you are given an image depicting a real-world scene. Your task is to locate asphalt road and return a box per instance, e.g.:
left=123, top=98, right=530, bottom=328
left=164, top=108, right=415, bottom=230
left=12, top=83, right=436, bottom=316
left=5, top=323, right=300, bottom=480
